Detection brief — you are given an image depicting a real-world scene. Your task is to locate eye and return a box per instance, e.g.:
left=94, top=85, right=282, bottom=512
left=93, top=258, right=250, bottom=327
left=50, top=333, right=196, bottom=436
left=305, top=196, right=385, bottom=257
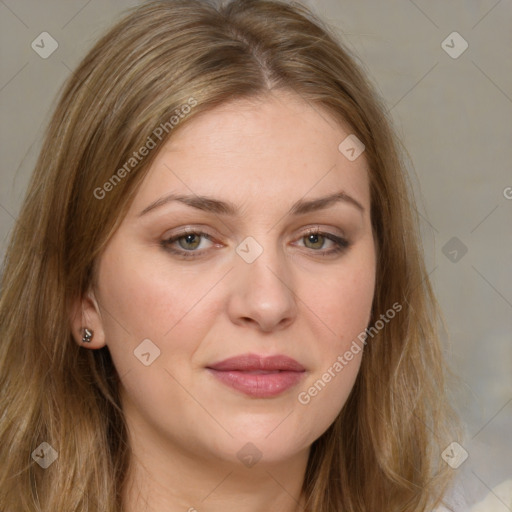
left=295, top=228, right=350, bottom=256
left=161, top=227, right=350, bottom=260
left=161, top=230, right=216, bottom=258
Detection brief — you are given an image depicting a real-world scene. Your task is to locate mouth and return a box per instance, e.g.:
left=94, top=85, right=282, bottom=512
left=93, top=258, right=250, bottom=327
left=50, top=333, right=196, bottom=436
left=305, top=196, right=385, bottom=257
left=206, top=353, right=306, bottom=398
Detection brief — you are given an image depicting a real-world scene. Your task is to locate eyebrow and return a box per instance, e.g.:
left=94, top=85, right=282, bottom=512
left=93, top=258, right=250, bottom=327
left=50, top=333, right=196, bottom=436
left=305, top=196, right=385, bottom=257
left=138, top=190, right=365, bottom=217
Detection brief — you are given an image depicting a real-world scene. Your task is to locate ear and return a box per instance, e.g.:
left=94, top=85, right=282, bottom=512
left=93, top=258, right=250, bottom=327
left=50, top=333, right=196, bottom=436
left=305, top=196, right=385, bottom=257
left=69, top=287, right=107, bottom=349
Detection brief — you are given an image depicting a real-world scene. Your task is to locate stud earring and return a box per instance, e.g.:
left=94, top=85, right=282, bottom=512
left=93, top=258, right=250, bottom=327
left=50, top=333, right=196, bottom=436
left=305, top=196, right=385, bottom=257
left=81, top=327, right=94, bottom=343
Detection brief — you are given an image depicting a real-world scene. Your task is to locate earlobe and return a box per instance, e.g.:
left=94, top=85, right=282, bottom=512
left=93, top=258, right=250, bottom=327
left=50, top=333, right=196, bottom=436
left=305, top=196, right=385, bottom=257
left=81, top=327, right=94, bottom=343
left=69, top=289, right=107, bottom=349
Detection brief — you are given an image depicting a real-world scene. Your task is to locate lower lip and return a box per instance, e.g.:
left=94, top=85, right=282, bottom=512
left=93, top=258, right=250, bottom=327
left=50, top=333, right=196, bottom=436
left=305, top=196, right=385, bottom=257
left=207, top=369, right=305, bottom=398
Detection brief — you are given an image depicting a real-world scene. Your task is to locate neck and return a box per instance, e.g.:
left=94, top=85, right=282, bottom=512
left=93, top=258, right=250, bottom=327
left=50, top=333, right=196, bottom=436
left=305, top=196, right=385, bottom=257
left=121, top=421, right=309, bottom=512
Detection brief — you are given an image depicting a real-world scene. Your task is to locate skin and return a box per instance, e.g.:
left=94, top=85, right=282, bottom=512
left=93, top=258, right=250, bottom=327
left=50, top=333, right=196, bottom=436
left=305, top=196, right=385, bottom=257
left=71, top=89, right=376, bottom=512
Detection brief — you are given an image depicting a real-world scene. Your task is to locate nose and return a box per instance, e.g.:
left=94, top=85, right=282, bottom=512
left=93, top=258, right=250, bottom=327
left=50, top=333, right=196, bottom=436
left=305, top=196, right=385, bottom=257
left=226, top=238, right=298, bottom=333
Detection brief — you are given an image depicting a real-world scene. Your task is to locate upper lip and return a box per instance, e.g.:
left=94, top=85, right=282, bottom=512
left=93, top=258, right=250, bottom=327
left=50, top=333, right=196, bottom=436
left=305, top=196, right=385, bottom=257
left=206, top=353, right=305, bottom=372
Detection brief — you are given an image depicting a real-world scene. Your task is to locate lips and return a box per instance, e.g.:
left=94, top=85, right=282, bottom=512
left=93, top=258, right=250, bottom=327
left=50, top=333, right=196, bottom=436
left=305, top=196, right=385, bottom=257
left=207, top=354, right=305, bottom=372
left=206, top=353, right=306, bottom=398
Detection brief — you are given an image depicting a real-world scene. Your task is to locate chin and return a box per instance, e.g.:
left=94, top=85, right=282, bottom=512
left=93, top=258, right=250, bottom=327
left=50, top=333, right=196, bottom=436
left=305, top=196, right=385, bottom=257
left=203, top=422, right=312, bottom=466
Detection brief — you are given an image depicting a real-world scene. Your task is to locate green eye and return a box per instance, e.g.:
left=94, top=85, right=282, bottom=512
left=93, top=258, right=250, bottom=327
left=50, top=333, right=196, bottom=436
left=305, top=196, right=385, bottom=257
left=162, top=231, right=215, bottom=258
left=161, top=228, right=350, bottom=260
left=304, top=233, right=326, bottom=250
left=298, top=230, right=350, bottom=255
left=177, top=233, right=202, bottom=251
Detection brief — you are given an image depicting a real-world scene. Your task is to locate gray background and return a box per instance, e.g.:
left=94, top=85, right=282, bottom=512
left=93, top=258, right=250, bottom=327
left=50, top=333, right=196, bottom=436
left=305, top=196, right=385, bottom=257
left=1, top=0, right=511, bottom=508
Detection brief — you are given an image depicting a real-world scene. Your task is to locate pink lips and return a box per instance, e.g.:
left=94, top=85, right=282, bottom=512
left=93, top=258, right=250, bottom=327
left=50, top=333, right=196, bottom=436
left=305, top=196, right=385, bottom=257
left=206, top=353, right=306, bottom=398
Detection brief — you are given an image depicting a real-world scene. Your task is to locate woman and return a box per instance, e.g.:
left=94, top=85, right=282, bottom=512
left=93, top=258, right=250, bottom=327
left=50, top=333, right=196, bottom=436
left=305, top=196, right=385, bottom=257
left=0, top=1, right=460, bottom=510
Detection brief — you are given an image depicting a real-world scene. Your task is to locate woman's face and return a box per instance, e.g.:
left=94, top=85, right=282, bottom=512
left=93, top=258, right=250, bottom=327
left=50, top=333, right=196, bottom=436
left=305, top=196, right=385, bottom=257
left=79, top=90, right=376, bottom=468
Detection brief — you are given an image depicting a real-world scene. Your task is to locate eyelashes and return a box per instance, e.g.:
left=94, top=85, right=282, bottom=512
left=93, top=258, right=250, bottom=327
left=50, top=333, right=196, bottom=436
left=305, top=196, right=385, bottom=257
left=160, top=227, right=350, bottom=260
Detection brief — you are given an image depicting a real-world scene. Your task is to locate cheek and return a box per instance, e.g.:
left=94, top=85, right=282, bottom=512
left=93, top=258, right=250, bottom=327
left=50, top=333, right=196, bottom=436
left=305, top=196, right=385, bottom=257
left=294, top=249, right=375, bottom=424
left=305, top=253, right=376, bottom=347
left=335, top=268, right=375, bottom=338
left=95, top=240, right=235, bottom=408
left=97, top=244, right=213, bottom=339
left=94, top=249, right=216, bottom=432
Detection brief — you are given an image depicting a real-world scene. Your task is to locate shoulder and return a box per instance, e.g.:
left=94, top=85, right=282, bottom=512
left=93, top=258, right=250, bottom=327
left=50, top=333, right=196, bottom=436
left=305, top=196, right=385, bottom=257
left=469, top=479, right=512, bottom=512
left=435, top=477, right=512, bottom=512
left=433, top=476, right=469, bottom=512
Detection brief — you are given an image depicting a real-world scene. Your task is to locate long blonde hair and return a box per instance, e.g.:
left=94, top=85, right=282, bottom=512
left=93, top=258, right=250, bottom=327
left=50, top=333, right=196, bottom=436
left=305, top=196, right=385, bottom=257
left=0, top=1, right=458, bottom=510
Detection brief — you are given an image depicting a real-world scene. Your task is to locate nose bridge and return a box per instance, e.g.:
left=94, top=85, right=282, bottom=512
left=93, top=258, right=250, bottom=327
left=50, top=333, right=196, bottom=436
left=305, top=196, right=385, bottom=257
left=235, top=231, right=287, bottom=284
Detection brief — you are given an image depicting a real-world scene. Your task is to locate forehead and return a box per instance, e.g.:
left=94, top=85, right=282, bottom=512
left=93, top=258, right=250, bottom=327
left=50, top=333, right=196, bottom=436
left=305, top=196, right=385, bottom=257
left=128, top=90, right=371, bottom=216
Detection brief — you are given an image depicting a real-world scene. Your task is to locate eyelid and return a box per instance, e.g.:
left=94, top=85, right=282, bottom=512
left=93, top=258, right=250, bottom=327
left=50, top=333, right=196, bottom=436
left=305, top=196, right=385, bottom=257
left=301, top=225, right=346, bottom=240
